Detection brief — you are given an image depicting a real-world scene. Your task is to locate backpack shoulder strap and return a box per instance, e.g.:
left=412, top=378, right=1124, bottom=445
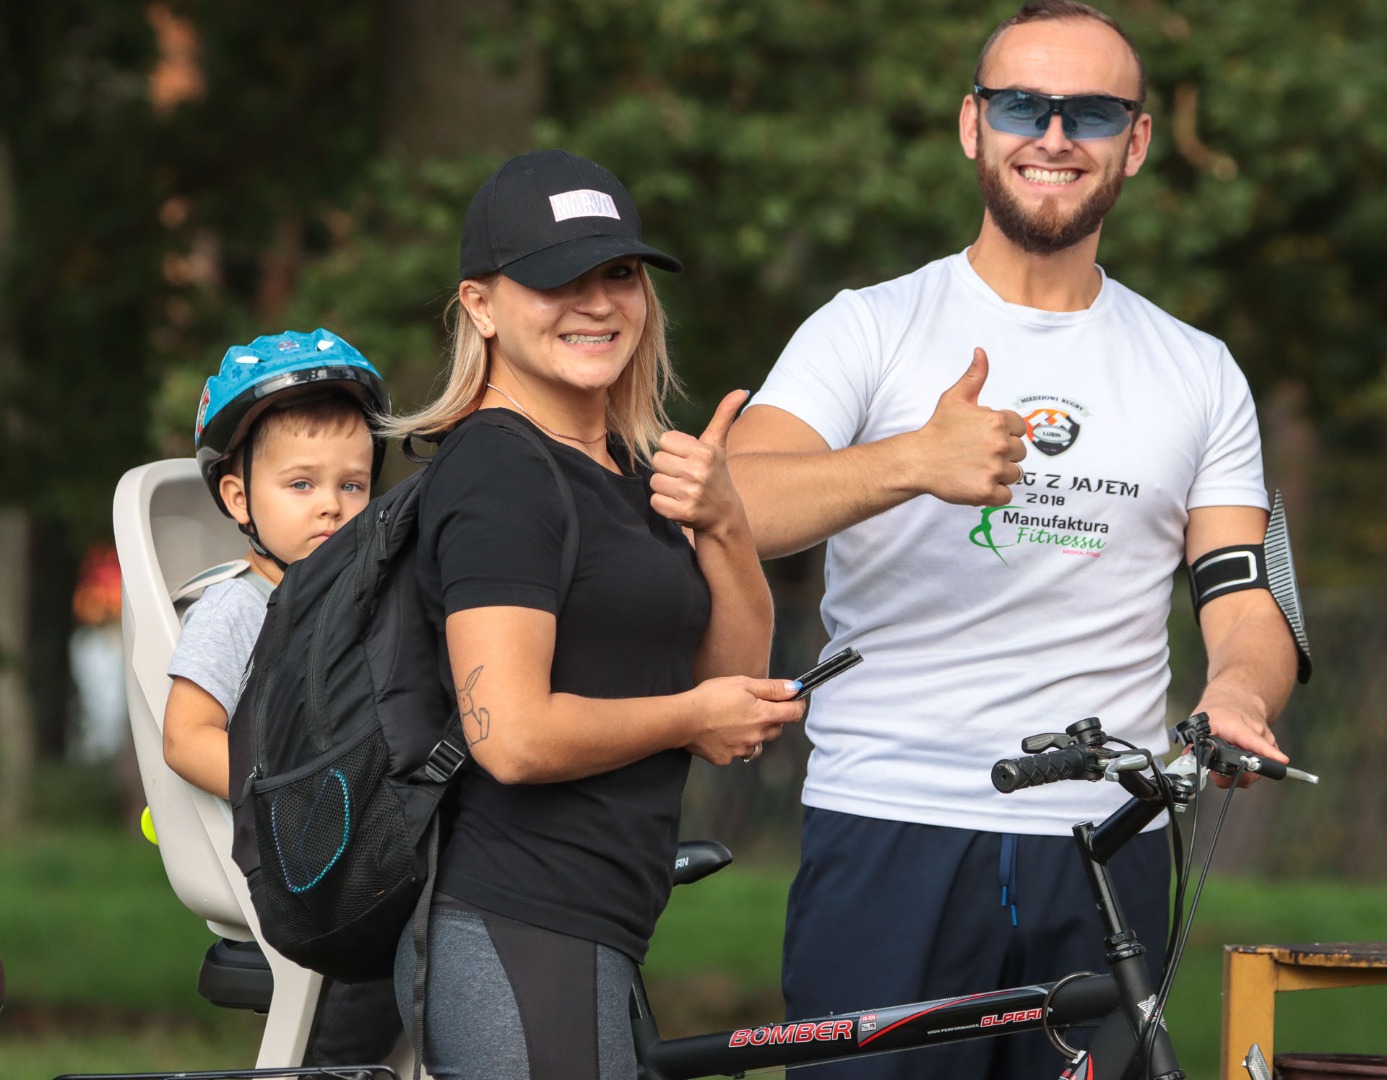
left=479, top=411, right=581, bottom=602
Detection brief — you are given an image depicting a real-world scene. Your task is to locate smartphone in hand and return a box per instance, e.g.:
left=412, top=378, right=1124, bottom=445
left=793, top=647, right=863, bottom=700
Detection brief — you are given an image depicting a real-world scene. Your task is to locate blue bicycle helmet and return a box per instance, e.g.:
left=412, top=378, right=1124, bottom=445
left=195, top=328, right=390, bottom=520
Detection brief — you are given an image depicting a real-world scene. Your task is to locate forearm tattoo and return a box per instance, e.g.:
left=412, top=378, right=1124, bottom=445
left=457, top=665, right=491, bottom=746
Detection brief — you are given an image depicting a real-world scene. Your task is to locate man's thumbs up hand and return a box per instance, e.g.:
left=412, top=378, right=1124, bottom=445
left=911, top=348, right=1028, bottom=506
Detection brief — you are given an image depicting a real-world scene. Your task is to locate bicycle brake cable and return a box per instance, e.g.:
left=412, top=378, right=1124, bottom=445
left=1162, top=765, right=1188, bottom=978
left=1135, top=754, right=1248, bottom=1078
left=1042, top=970, right=1102, bottom=1060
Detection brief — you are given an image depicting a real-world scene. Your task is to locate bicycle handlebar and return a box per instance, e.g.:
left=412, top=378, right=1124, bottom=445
left=991, top=744, right=1095, bottom=793
left=991, top=715, right=1319, bottom=795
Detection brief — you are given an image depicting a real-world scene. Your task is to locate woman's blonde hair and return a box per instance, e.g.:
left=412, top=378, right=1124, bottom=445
left=379, top=265, right=680, bottom=461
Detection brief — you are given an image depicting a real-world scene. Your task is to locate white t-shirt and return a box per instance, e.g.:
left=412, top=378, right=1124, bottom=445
left=752, top=250, right=1268, bottom=834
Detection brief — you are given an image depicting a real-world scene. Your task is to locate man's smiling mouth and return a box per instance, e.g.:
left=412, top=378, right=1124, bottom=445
left=1020, top=167, right=1079, bottom=185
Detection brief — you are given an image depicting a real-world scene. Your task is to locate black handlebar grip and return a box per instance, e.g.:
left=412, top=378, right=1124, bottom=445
left=1206, top=736, right=1290, bottom=780
left=1250, top=756, right=1288, bottom=780
left=992, top=745, right=1091, bottom=793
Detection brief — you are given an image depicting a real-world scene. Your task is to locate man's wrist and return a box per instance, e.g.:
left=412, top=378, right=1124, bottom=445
left=884, top=428, right=937, bottom=499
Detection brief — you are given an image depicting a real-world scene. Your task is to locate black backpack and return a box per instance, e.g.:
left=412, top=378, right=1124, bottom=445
left=228, top=411, right=579, bottom=990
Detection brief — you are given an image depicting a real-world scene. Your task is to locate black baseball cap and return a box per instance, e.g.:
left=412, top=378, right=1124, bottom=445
left=457, top=149, right=683, bottom=290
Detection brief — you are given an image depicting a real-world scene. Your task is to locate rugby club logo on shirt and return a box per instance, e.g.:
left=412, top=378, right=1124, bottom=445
left=1024, top=408, right=1079, bottom=456
left=1014, top=394, right=1090, bottom=457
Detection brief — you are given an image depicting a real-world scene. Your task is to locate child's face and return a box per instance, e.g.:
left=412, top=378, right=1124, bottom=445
left=221, top=416, right=374, bottom=565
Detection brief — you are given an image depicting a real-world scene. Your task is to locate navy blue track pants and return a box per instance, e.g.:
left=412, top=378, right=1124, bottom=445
left=782, top=807, right=1170, bottom=1080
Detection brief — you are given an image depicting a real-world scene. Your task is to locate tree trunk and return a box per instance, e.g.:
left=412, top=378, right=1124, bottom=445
left=0, top=130, right=37, bottom=829
left=27, top=515, right=79, bottom=760
left=378, top=0, right=542, bottom=163
left=371, top=0, right=542, bottom=491
left=0, top=512, right=35, bottom=830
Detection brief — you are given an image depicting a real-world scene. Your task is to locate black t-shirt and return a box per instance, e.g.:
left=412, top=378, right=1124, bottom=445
left=415, top=409, right=712, bottom=962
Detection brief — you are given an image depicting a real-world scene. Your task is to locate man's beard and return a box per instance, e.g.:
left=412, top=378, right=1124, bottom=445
left=976, top=151, right=1126, bottom=256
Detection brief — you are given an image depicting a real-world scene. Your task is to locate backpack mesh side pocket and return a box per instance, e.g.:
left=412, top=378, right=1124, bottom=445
left=251, top=725, right=415, bottom=953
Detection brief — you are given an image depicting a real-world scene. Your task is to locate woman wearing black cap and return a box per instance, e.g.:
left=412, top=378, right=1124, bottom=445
left=380, top=149, right=804, bottom=1080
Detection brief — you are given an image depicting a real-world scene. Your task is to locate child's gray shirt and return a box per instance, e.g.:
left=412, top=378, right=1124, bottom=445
left=167, top=577, right=269, bottom=718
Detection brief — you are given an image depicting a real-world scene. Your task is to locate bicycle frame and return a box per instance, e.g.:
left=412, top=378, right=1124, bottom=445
left=633, top=972, right=1119, bottom=1078
left=633, top=748, right=1186, bottom=1080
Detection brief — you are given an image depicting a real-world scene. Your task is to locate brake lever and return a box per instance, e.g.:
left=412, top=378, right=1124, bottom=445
left=1102, top=752, right=1153, bottom=781
left=1203, top=736, right=1320, bottom=784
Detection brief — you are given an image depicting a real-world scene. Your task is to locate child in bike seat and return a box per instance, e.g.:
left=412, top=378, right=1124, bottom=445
left=162, top=327, right=402, bottom=1067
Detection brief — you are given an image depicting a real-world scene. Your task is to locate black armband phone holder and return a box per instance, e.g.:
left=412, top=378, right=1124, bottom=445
left=1189, top=545, right=1268, bottom=606
left=1187, top=490, right=1311, bottom=684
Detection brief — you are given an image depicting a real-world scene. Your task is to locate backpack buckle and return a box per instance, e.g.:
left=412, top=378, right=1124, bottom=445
left=421, top=737, right=467, bottom=783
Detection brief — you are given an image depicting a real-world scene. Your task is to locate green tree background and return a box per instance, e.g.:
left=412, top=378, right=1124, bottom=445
left=0, top=0, right=1383, bottom=870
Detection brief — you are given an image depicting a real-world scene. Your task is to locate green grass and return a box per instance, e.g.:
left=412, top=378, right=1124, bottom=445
left=1, top=1014, right=262, bottom=1080
left=0, top=827, right=262, bottom=1079
left=0, top=828, right=229, bottom=1012
left=3, top=827, right=1385, bottom=1079
left=647, top=860, right=790, bottom=989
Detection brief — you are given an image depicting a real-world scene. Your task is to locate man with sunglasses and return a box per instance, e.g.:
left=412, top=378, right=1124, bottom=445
left=727, top=3, right=1299, bottom=1078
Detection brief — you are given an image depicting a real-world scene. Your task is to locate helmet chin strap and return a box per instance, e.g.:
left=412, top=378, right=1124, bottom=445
left=237, top=438, right=290, bottom=574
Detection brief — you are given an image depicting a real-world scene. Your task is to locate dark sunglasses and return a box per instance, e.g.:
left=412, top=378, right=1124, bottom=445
left=974, top=85, right=1141, bottom=140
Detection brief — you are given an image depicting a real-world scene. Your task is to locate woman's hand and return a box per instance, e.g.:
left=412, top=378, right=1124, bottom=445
left=683, top=676, right=806, bottom=765
left=650, top=390, right=749, bottom=538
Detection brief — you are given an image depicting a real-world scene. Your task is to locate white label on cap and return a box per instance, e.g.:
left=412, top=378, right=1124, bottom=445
left=549, top=189, right=620, bottom=222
